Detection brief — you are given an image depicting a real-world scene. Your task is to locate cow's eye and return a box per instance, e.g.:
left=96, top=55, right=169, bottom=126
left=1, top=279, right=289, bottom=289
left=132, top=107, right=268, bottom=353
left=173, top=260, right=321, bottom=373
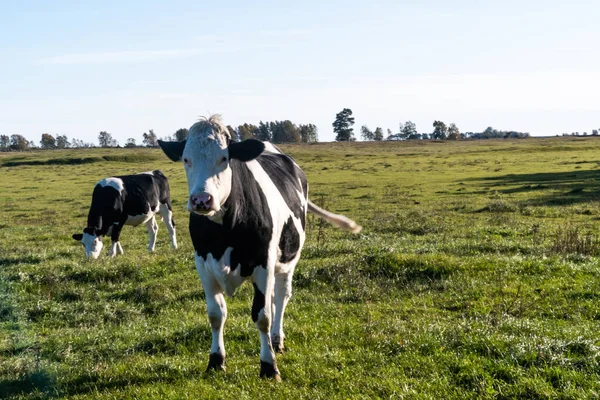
left=183, top=158, right=189, bottom=164
left=220, top=156, right=228, bottom=164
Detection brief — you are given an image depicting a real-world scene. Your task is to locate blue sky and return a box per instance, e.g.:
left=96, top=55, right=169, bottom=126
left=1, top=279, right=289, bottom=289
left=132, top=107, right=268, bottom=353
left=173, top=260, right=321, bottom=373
left=1, top=0, right=599, bottom=144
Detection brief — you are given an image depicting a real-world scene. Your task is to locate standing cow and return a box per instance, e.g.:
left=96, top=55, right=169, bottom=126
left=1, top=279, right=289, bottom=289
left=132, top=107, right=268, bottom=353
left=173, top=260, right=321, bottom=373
left=158, top=115, right=360, bottom=380
left=72, top=170, right=177, bottom=258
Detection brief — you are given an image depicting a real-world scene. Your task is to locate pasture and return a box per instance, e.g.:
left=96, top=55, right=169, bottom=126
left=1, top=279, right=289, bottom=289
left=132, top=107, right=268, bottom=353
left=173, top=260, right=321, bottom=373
left=1, top=137, right=600, bottom=399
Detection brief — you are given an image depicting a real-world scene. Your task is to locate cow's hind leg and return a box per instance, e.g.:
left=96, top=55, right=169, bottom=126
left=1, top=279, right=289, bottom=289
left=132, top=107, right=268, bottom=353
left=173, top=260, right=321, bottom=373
left=159, top=203, right=177, bottom=249
left=145, top=215, right=158, bottom=252
left=252, top=266, right=280, bottom=381
left=271, top=266, right=296, bottom=353
left=195, top=255, right=227, bottom=371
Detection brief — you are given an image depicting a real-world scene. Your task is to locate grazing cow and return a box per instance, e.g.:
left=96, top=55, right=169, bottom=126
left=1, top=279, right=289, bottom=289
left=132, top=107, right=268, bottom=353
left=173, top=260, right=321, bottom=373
left=72, top=170, right=177, bottom=258
left=158, top=115, right=361, bottom=381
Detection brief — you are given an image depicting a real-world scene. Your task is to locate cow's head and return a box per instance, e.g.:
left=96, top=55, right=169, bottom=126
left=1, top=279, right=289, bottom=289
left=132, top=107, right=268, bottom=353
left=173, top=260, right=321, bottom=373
left=72, top=227, right=104, bottom=259
left=158, top=115, right=264, bottom=219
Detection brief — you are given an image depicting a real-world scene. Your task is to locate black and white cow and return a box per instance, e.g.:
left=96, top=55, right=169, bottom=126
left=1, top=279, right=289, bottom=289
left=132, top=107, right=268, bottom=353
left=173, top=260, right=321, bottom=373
left=158, top=115, right=360, bottom=381
left=72, top=170, right=177, bottom=258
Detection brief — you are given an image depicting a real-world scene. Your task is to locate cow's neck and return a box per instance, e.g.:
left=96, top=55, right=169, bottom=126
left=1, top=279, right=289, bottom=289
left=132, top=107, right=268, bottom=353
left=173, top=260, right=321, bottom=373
left=86, top=209, right=111, bottom=236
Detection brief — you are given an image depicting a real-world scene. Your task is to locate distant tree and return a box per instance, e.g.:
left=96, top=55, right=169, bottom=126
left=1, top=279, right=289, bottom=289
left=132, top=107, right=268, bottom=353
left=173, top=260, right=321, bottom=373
left=299, top=123, right=318, bottom=143
left=432, top=121, right=448, bottom=140
left=98, top=131, right=118, bottom=147
left=125, top=138, right=137, bottom=148
left=592, top=129, right=599, bottom=136
left=226, top=125, right=238, bottom=141
left=257, top=121, right=271, bottom=142
left=402, top=121, right=418, bottom=139
left=360, top=125, right=374, bottom=141
left=173, top=128, right=188, bottom=141
left=56, top=135, right=70, bottom=149
left=373, top=127, right=384, bottom=141
left=10, top=134, right=29, bottom=151
left=447, top=123, right=460, bottom=140
left=40, top=133, right=57, bottom=149
left=0, top=135, right=9, bottom=150
left=271, top=120, right=300, bottom=143
left=387, top=128, right=392, bottom=138
left=142, top=129, right=158, bottom=147
left=584, top=132, right=588, bottom=136
left=333, top=108, right=355, bottom=141
left=237, top=123, right=259, bottom=140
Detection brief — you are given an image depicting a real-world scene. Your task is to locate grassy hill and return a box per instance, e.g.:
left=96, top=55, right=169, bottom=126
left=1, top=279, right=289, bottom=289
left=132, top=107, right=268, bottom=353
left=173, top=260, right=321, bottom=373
left=1, top=137, right=600, bottom=399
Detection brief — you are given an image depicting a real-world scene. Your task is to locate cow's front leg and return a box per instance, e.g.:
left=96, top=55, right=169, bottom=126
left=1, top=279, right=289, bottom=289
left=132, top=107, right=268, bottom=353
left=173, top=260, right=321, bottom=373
left=196, top=256, right=227, bottom=371
left=271, top=269, right=295, bottom=353
left=145, top=216, right=158, bottom=252
left=109, top=223, right=124, bottom=257
left=252, top=267, right=280, bottom=381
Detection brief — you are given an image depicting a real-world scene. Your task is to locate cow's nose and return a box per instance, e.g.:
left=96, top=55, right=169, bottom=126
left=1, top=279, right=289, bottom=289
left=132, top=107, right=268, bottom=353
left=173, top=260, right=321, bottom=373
left=190, top=193, right=213, bottom=209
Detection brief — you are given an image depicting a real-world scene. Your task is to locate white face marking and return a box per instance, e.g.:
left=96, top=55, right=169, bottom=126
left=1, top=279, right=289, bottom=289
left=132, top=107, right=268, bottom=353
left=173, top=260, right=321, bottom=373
left=98, top=177, right=124, bottom=193
left=82, top=232, right=103, bottom=259
left=183, top=122, right=233, bottom=218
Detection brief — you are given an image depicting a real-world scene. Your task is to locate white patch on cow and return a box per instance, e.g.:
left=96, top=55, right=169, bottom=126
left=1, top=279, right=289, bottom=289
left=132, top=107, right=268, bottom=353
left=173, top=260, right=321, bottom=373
left=262, top=142, right=281, bottom=154
left=140, top=171, right=154, bottom=175
left=98, top=177, right=124, bottom=193
left=196, top=248, right=244, bottom=297
left=125, top=211, right=154, bottom=227
left=82, top=232, right=103, bottom=259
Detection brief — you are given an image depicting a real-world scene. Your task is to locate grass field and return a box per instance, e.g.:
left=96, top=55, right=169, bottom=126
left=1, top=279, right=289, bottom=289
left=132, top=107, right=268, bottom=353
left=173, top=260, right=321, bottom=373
left=1, top=137, right=600, bottom=399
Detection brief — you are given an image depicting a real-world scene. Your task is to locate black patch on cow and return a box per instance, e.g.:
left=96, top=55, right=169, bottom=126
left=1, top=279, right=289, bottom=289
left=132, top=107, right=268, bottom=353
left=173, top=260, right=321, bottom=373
left=190, top=159, right=272, bottom=277
left=206, top=352, right=225, bottom=371
left=228, top=138, right=265, bottom=162
left=252, top=283, right=265, bottom=323
left=279, top=216, right=300, bottom=263
left=158, top=139, right=186, bottom=162
left=259, top=361, right=280, bottom=379
left=81, top=171, right=173, bottom=239
left=255, top=152, right=307, bottom=229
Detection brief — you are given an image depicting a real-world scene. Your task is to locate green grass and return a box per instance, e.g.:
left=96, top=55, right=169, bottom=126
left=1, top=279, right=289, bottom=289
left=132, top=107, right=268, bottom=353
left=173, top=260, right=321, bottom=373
left=2, top=137, right=600, bottom=399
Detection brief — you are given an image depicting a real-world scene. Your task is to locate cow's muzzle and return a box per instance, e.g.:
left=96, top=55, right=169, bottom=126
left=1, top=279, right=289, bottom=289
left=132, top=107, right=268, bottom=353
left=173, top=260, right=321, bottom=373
left=189, top=193, right=216, bottom=214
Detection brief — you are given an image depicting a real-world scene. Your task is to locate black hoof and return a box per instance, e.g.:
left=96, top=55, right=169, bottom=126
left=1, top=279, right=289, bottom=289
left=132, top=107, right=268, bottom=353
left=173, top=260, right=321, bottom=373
left=260, top=361, right=281, bottom=381
left=206, top=352, right=226, bottom=372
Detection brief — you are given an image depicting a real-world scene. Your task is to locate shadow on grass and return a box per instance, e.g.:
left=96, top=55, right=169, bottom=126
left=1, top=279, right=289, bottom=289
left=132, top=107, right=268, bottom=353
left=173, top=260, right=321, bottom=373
left=59, top=363, right=204, bottom=398
left=0, top=255, right=42, bottom=267
left=0, top=370, right=55, bottom=399
left=469, top=169, right=600, bottom=206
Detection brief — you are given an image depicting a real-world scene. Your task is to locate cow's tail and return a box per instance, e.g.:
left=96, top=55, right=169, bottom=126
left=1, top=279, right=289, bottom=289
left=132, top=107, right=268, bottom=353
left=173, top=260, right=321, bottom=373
left=307, top=200, right=362, bottom=233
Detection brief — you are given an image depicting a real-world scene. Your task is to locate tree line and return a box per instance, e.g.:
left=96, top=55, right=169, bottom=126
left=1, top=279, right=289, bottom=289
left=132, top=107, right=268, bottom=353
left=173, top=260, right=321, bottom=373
left=7, top=107, right=595, bottom=152
left=332, top=108, right=532, bottom=141
left=0, top=120, right=318, bottom=151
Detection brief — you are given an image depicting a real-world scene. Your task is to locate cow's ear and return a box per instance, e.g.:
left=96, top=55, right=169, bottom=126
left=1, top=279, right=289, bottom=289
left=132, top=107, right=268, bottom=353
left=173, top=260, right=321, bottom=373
left=158, top=140, right=186, bottom=162
left=72, top=233, right=83, bottom=241
left=228, top=139, right=265, bottom=162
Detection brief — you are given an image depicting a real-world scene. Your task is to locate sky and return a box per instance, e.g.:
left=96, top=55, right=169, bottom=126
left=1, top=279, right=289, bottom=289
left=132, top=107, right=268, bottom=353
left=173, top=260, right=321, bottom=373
left=1, top=0, right=599, bottom=144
